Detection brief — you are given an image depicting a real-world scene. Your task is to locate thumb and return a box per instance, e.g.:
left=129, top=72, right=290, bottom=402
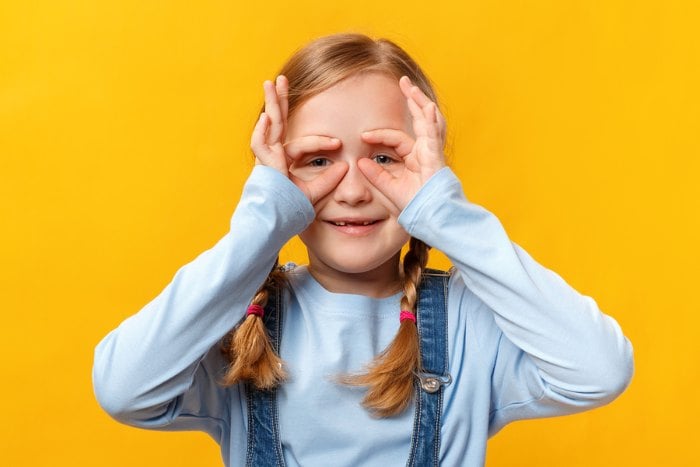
left=357, top=158, right=395, bottom=194
left=291, top=162, right=348, bottom=204
left=358, top=159, right=412, bottom=211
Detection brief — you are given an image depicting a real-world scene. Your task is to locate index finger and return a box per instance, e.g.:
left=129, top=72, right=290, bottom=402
left=283, top=135, right=341, bottom=159
left=361, top=129, right=415, bottom=156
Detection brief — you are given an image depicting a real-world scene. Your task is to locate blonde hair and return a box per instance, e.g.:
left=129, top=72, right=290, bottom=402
left=223, top=33, right=440, bottom=417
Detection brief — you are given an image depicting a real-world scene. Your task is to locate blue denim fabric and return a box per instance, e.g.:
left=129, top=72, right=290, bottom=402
left=245, top=269, right=451, bottom=467
left=245, top=286, right=285, bottom=467
left=407, top=269, right=451, bottom=467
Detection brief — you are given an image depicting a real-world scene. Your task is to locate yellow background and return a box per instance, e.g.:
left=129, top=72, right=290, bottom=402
left=1, top=1, right=698, bottom=465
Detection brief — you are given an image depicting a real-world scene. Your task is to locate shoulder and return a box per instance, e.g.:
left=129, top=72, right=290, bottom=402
left=417, top=267, right=502, bottom=336
left=443, top=268, right=504, bottom=351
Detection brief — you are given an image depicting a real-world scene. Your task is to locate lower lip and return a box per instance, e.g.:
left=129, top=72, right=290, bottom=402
left=325, top=220, right=382, bottom=236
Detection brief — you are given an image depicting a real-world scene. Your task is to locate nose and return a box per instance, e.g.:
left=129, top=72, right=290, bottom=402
left=332, top=161, right=372, bottom=206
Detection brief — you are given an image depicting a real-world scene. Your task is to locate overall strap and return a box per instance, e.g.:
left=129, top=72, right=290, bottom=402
left=406, top=268, right=452, bottom=467
left=245, top=269, right=451, bottom=467
left=245, top=285, right=286, bottom=467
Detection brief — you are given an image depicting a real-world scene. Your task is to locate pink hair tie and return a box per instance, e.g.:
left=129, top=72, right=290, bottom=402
left=246, top=304, right=264, bottom=318
left=399, top=310, right=416, bottom=323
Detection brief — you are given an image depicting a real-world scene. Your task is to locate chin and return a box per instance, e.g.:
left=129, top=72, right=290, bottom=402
left=318, top=251, right=403, bottom=276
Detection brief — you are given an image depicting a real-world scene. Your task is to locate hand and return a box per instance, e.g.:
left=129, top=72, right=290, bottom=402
left=357, top=76, right=447, bottom=211
left=250, top=76, right=348, bottom=204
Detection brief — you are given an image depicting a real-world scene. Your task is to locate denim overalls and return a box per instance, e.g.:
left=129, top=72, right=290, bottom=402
left=244, top=269, right=452, bottom=467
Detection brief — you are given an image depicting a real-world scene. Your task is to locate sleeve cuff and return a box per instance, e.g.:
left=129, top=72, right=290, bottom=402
left=241, top=165, right=316, bottom=234
left=398, top=167, right=464, bottom=235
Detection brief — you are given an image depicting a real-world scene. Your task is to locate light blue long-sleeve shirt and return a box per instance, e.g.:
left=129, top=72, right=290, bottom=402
left=93, top=166, right=633, bottom=466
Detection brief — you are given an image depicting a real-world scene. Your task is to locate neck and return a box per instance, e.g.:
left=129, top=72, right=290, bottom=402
left=307, top=254, right=403, bottom=298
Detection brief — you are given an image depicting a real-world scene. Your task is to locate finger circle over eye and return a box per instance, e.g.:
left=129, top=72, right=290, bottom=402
left=361, top=129, right=414, bottom=155
left=283, top=135, right=341, bottom=159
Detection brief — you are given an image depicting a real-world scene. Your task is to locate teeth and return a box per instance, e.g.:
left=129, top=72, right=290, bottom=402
left=333, top=221, right=374, bottom=226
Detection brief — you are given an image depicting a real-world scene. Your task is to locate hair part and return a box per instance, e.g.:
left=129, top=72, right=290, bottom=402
left=277, top=33, right=440, bottom=119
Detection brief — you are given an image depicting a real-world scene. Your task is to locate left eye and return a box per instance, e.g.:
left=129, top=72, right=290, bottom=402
left=372, top=154, right=394, bottom=165
left=309, top=158, right=330, bottom=167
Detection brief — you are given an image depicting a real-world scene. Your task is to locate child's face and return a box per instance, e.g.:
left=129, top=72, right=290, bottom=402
left=287, top=72, right=412, bottom=279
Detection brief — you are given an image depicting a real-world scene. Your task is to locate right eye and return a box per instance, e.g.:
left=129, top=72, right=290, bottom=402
left=372, top=153, right=394, bottom=165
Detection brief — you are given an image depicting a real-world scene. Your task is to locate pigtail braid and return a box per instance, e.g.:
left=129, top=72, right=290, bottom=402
left=221, top=261, right=287, bottom=390
left=341, top=238, right=430, bottom=417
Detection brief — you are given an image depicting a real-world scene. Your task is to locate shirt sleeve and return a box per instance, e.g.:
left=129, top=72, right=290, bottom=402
left=398, top=167, right=634, bottom=435
left=92, top=165, right=315, bottom=435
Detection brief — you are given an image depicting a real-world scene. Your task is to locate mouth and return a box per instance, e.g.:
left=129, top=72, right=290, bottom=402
left=323, top=218, right=382, bottom=236
left=328, top=220, right=377, bottom=226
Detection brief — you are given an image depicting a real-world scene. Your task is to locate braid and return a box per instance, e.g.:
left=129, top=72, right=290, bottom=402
left=340, top=238, right=430, bottom=417
left=221, top=261, right=287, bottom=390
left=400, top=237, right=429, bottom=313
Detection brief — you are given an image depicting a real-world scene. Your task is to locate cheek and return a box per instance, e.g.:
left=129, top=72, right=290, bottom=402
left=372, top=188, right=403, bottom=217
left=395, top=229, right=411, bottom=247
left=298, top=221, right=319, bottom=241
left=382, top=219, right=410, bottom=243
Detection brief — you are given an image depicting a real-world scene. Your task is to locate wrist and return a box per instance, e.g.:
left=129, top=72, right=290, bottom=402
left=398, top=167, right=460, bottom=230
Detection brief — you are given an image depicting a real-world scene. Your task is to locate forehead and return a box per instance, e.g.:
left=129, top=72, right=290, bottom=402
left=286, top=73, right=410, bottom=138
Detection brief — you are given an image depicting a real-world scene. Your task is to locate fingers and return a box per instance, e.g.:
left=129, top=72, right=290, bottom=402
left=250, top=112, right=271, bottom=160
left=357, top=158, right=410, bottom=211
left=436, top=107, right=447, bottom=147
left=250, top=113, right=286, bottom=173
left=284, top=135, right=341, bottom=160
left=252, top=76, right=292, bottom=174
left=263, top=79, right=285, bottom=144
left=422, top=102, right=440, bottom=141
left=356, top=157, right=394, bottom=190
left=291, top=161, right=349, bottom=204
left=399, top=76, right=445, bottom=146
left=361, top=129, right=415, bottom=156
left=276, top=75, right=289, bottom=126
left=399, top=76, right=431, bottom=107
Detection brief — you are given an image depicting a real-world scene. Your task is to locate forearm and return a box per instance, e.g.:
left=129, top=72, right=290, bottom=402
left=399, top=168, right=633, bottom=400
left=92, top=166, right=314, bottom=423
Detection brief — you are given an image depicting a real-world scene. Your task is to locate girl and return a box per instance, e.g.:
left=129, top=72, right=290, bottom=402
left=93, top=33, right=634, bottom=466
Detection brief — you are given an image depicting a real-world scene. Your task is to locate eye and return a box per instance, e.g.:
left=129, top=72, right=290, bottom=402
left=308, top=157, right=330, bottom=167
left=372, top=153, right=395, bottom=165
